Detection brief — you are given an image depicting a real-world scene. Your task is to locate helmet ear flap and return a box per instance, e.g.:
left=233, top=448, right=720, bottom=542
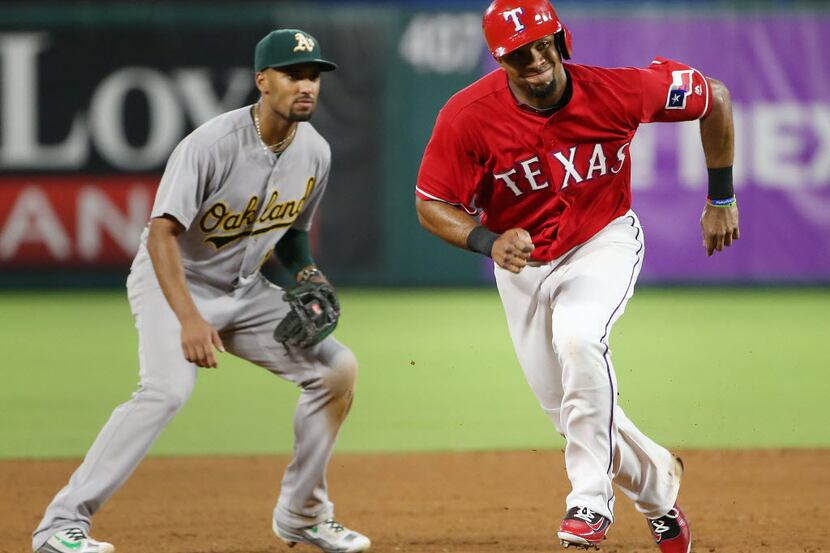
left=554, top=27, right=572, bottom=60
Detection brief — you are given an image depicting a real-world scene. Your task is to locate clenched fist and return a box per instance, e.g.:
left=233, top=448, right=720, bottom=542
left=492, top=228, right=535, bottom=273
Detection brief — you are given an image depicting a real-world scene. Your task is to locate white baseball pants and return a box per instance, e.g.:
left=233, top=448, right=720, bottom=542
left=495, top=211, right=680, bottom=521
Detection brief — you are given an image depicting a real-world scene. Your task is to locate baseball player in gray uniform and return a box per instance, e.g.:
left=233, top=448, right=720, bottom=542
left=32, top=29, right=371, bottom=553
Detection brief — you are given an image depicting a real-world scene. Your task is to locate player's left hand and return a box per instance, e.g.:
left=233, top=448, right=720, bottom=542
left=700, top=203, right=739, bottom=256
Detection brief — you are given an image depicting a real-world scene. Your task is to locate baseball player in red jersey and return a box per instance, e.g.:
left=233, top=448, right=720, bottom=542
left=415, top=1, right=737, bottom=551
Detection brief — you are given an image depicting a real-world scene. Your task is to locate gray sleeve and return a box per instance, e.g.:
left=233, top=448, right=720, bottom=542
left=292, top=153, right=330, bottom=231
left=150, top=137, right=212, bottom=229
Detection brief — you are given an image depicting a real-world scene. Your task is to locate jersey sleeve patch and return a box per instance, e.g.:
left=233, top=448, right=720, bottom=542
left=665, top=69, right=694, bottom=110
left=640, top=57, right=712, bottom=123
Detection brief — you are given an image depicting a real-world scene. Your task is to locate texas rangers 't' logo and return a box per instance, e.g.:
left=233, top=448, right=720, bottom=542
left=665, top=69, right=694, bottom=110
left=502, top=8, right=526, bottom=32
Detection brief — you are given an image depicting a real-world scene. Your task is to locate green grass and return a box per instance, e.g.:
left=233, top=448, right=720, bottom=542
left=1, top=288, right=828, bottom=459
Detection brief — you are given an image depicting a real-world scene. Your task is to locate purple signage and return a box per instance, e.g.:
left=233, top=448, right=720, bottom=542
left=484, top=14, right=830, bottom=282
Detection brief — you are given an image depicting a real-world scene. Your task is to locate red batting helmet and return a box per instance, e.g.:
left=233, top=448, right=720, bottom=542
left=482, top=0, right=573, bottom=60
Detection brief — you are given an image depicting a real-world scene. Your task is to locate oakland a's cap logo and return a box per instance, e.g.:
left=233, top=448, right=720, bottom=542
left=293, top=33, right=315, bottom=53
left=254, top=28, right=338, bottom=72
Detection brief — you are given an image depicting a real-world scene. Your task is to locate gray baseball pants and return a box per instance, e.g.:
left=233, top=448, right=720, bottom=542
left=32, top=270, right=357, bottom=550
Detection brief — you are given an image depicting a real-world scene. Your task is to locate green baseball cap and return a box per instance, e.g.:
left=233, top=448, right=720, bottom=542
left=255, top=29, right=337, bottom=72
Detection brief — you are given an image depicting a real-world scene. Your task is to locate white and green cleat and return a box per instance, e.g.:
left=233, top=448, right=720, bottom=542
left=273, top=517, right=370, bottom=553
left=38, top=528, right=114, bottom=553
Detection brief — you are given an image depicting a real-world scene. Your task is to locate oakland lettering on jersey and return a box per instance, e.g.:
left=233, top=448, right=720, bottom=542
left=494, top=142, right=630, bottom=196
left=200, top=176, right=316, bottom=248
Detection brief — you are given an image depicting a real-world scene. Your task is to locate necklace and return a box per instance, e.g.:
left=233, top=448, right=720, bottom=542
left=253, top=101, right=296, bottom=153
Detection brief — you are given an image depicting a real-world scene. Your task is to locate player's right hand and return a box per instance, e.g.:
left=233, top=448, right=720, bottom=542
left=492, top=228, right=535, bottom=273
left=180, top=315, right=225, bottom=368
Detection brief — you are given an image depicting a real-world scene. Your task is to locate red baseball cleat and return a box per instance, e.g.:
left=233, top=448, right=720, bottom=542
left=557, top=506, right=611, bottom=549
left=647, top=504, right=691, bottom=553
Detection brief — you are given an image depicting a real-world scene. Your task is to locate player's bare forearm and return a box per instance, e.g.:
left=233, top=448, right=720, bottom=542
left=147, top=216, right=201, bottom=322
left=147, top=216, right=225, bottom=367
left=698, top=78, right=739, bottom=256
left=415, top=197, right=534, bottom=273
left=700, top=78, right=734, bottom=168
left=415, top=197, right=479, bottom=250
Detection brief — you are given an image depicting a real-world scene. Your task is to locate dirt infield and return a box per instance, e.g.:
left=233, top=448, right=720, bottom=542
left=4, top=449, right=828, bottom=553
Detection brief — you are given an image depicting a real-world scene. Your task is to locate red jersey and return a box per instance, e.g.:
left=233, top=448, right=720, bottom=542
left=415, top=57, right=713, bottom=261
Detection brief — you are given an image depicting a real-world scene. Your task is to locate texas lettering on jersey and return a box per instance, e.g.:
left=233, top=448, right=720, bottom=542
left=200, top=176, right=316, bottom=249
left=496, top=142, right=630, bottom=196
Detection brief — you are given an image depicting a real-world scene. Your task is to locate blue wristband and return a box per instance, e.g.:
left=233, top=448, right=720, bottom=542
left=707, top=196, right=737, bottom=207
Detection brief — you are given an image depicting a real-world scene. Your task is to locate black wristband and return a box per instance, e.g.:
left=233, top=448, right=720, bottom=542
left=707, top=166, right=734, bottom=201
left=466, top=226, right=499, bottom=257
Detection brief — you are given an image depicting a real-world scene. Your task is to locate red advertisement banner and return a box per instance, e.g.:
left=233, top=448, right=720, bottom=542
left=0, top=176, right=159, bottom=268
